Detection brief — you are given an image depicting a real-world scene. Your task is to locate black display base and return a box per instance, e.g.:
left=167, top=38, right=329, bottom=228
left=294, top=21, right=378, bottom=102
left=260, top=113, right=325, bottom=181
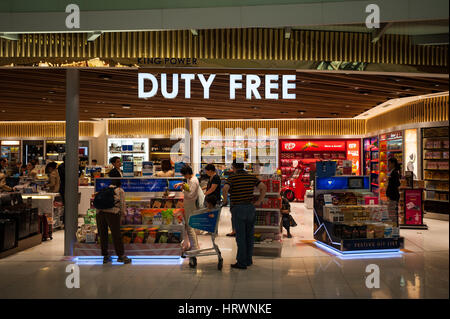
left=399, top=224, right=428, bottom=230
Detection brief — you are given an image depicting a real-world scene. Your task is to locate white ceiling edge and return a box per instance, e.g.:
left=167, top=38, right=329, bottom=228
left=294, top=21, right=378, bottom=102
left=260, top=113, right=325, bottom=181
left=353, top=91, right=449, bottom=119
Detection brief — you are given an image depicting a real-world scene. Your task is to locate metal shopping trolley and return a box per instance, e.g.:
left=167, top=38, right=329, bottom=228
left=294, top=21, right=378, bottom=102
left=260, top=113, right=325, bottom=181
left=184, top=206, right=223, bottom=270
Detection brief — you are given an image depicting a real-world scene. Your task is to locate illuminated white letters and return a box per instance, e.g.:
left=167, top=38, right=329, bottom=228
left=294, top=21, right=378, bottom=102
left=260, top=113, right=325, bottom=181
left=138, top=73, right=158, bottom=98
left=180, top=74, right=195, bottom=98
left=197, top=74, right=216, bottom=99
left=137, top=73, right=297, bottom=100
left=161, top=74, right=179, bottom=99
left=229, top=74, right=243, bottom=99
left=265, top=74, right=279, bottom=99
left=282, top=75, right=296, bottom=99
left=246, top=75, right=261, bottom=99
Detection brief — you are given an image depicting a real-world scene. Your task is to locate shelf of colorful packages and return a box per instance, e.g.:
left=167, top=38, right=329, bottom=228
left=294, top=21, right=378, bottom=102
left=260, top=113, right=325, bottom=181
left=73, top=177, right=187, bottom=257
left=313, top=175, right=404, bottom=254
left=363, top=137, right=379, bottom=195
left=253, top=176, right=283, bottom=257
left=422, top=126, right=449, bottom=216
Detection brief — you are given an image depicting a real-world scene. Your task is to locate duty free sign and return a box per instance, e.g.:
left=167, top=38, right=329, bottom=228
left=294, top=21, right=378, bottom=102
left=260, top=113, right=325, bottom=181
left=138, top=73, right=296, bottom=100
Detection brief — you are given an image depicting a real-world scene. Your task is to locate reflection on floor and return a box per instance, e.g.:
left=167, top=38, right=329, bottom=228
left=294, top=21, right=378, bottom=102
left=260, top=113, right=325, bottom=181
left=0, top=203, right=448, bottom=299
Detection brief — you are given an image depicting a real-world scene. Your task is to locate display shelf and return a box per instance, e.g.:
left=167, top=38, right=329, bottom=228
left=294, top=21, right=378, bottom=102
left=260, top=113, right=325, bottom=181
left=421, top=127, right=449, bottom=217
left=425, top=199, right=449, bottom=203
left=254, top=225, right=280, bottom=231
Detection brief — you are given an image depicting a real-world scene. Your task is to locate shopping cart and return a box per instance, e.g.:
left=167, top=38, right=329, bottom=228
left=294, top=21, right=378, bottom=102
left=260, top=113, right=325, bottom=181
left=184, top=206, right=223, bottom=270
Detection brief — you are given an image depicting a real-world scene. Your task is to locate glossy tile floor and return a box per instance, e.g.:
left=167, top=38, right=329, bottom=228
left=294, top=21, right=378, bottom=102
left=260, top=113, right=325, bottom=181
left=0, top=203, right=448, bottom=299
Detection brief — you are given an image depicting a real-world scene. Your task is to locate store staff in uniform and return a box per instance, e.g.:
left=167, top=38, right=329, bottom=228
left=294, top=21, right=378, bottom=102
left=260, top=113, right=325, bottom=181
left=222, top=159, right=267, bottom=269
left=108, top=156, right=123, bottom=177
left=156, top=159, right=174, bottom=177
left=0, top=158, right=12, bottom=192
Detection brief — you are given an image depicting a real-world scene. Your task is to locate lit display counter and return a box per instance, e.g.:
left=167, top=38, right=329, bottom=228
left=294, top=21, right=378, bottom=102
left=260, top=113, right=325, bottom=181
left=74, top=177, right=186, bottom=257
left=313, top=176, right=404, bottom=255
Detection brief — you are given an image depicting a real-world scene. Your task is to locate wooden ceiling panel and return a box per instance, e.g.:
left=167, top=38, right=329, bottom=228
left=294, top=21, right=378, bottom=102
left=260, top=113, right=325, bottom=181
left=0, top=68, right=448, bottom=121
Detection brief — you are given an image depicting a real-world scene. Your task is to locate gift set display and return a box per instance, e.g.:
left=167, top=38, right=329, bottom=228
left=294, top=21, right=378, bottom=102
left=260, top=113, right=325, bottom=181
left=313, top=175, right=404, bottom=252
left=73, top=177, right=186, bottom=256
left=107, top=138, right=149, bottom=174
left=253, top=177, right=283, bottom=257
left=422, top=126, right=449, bottom=216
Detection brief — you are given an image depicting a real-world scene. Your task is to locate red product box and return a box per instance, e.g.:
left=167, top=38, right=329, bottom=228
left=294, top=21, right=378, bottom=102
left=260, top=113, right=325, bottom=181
left=272, top=181, right=280, bottom=193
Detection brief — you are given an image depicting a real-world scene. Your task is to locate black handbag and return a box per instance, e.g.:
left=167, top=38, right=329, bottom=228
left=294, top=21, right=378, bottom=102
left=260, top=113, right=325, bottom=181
left=289, top=215, right=297, bottom=227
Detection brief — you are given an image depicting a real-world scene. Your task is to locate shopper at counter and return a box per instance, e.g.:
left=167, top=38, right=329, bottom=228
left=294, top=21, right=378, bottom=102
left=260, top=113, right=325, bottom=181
left=26, top=162, right=38, bottom=179
left=203, top=164, right=221, bottom=205
left=108, top=156, right=123, bottom=177
left=45, top=162, right=60, bottom=193
left=386, top=157, right=401, bottom=216
left=222, top=159, right=267, bottom=270
left=91, top=159, right=98, bottom=166
left=0, top=158, right=12, bottom=192
left=58, top=156, right=65, bottom=204
left=156, top=159, right=174, bottom=177
left=96, top=179, right=131, bottom=264
left=175, top=165, right=201, bottom=254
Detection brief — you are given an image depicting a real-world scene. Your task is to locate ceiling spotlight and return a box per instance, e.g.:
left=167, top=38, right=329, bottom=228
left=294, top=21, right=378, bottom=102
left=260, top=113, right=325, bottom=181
left=109, top=113, right=116, bottom=117
left=252, top=106, right=259, bottom=110
left=394, top=78, right=401, bottom=82
left=297, top=110, right=306, bottom=115
left=280, top=111, right=288, bottom=114
left=84, top=110, right=88, bottom=113
left=330, top=112, right=339, bottom=116
left=41, top=97, right=47, bottom=100
left=48, top=90, right=55, bottom=94
left=122, top=104, right=131, bottom=109
left=345, top=105, right=350, bottom=108
left=434, top=84, right=440, bottom=87
left=284, top=27, right=292, bottom=39
left=1, top=110, right=5, bottom=113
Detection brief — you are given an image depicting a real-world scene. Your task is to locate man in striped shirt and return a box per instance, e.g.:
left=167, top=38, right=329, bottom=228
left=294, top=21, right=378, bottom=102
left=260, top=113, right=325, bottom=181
left=222, top=159, right=267, bottom=269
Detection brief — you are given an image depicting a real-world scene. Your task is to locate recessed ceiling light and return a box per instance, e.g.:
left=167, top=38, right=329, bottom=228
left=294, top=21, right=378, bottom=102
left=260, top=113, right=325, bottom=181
left=434, top=84, right=440, bottom=87
left=280, top=111, right=288, bottom=114
left=122, top=104, right=131, bottom=109
left=330, top=112, right=339, bottom=116
left=394, top=78, right=401, bottom=82
left=99, top=74, right=112, bottom=80
left=41, top=97, right=47, bottom=100
left=345, top=105, right=350, bottom=108
left=109, top=113, right=115, bottom=117
left=354, top=87, right=359, bottom=90
left=252, top=106, right=259, bottom=110
left=84, top=110, right=88, bottom=112
left=48, top=90, right=55, bottom=94
left=1, top=110, right=5, bottom=113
